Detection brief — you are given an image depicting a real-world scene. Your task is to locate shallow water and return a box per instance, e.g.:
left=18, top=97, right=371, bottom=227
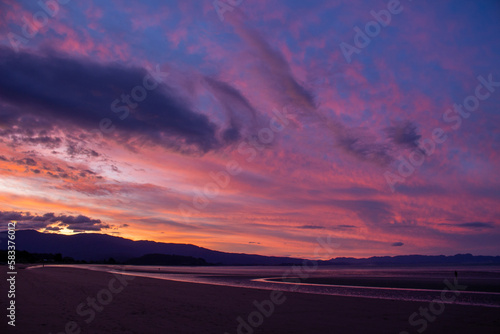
left=31, top=264, right=500, bottom=308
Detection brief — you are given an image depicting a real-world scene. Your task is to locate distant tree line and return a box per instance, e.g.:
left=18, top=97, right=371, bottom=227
left=0, top=250, right=118, bottom=265
left=0, top=250, right=211, bottom=266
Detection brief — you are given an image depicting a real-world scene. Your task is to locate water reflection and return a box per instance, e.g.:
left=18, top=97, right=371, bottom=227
left=31, top=264, right=500, bottom=307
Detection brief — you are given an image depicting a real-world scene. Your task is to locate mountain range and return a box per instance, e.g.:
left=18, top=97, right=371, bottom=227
left=1, top=230, right=499, bottom=266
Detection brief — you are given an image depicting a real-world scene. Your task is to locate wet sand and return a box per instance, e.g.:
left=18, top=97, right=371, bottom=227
left=1, top=266, right=499, bottom=334
left=274, top=275, right=500, bottom=293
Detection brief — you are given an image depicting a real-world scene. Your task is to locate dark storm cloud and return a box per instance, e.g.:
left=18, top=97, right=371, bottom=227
left=319, top=120, right=422, bottom=167
left=7, top=156, right=91, bottom=180
left=66, top=140, right=100, bottom=158
left=322, top=120, right=394, bottom=166
left=455, top=222, right=495, bottom=229
left=14, top=157, right=37, bottom=166
left=0, top=107, right=64, bottom=149
left=333, top=224, right=357, bottom=229
left=391, top=242, right=404, bottom=246
left=0, top=47, right=227, bottom=154
left=330, top=186, right=380, bottom=196
left=0, top=211, right=111, bottom=231
left=23, top=135, right=63, bottom=148
left=204, top=77, right=260, bottom=144
left=1, top=132, right=63, bottom=149
left=335, top=130, right=393, bottom=166
left=297, top=225, right=325, bottom=229
left=0, top=211, right=28, bottom=221
left=385, top=121, right=421, bottom=150
left=205, top=78, right=257, bottom=118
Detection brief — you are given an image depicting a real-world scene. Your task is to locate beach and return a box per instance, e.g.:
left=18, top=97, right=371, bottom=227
left=1, top=266, right=499, bottom=334
left=1, top=1, right=500, bottom=333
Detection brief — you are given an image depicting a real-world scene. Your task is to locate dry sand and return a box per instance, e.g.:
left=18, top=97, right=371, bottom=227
left=1, top=266, right=499, bottom=334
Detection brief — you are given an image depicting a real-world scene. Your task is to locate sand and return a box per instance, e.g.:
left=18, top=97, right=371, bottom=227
left=1, top=266, right=499, bottom=334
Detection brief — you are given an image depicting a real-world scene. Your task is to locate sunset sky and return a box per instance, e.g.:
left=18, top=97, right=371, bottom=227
left=0, top=0, right=499, bottom=258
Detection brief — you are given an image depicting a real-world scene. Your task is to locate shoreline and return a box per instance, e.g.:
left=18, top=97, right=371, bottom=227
left=26, top=264, right=500, bottom=308
left=1, top=266, right=499, bottom=333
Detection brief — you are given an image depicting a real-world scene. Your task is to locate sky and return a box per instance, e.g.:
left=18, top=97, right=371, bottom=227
left=0, top=0, right=499, bottom=258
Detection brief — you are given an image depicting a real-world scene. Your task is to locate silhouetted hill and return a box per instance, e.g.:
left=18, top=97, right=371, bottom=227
left=327, top=254, right=500, bottom=266
left=125, top=253, right=209, bottom=266
left=1, top=230, right=499, bottom=266
left=0, top=230, right=307, bottom=265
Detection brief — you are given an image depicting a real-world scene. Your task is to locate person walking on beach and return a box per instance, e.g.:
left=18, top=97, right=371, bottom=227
left=455, top=270, right=458, bottom=279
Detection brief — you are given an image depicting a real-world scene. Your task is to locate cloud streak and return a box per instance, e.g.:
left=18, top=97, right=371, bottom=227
left=0, top=47, right=223, bottom=154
